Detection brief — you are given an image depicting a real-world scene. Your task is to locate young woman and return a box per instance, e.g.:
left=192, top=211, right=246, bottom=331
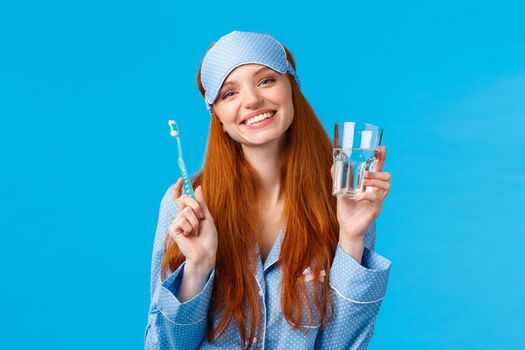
left=145, top=31, right=392, bottom=349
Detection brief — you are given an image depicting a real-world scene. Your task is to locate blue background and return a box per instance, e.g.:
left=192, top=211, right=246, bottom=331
left=1, top=0, right=524, bottom=349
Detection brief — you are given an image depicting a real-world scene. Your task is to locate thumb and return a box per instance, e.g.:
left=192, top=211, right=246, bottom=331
left=194, top=185, right=211, bottom=218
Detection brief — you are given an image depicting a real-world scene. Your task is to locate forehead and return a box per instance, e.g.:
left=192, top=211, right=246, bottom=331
left=221, top=64, right=277, bottom=88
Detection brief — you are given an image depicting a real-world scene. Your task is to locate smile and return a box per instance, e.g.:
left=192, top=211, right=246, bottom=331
left=243, top=111, right=276, bottom=125
left=241, top=111, right=277, bottom=129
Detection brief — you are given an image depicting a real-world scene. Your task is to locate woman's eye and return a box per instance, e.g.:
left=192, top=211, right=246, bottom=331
left=222, top=91, right=235, bottom=99
left=260, top=78, right=276, bottom=85
left=221, top=78, right=276, bottom=99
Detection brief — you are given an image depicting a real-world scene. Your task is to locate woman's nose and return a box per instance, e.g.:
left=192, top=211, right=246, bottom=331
left=242, top=87, right=264, bottom=109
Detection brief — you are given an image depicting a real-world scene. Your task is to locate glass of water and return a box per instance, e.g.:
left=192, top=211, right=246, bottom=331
left=332, top=121, right=384, bottom=198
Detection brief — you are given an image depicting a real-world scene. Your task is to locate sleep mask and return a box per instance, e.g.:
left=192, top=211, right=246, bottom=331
left=200, top=30, right=301, bottom=114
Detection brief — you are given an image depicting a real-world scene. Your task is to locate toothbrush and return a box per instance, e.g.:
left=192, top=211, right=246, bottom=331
left=168, top=120, right=196, bottom=200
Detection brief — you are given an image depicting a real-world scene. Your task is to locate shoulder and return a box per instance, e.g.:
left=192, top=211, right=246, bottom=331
left=158, top=183, right=179, bottom=220
left=161, top=183, right=176, bottom=204
left=151, top=183, right=179, bottom=253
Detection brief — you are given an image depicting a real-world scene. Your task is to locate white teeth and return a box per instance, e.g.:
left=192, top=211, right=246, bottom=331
left=245, top=112, right=275, bottom=125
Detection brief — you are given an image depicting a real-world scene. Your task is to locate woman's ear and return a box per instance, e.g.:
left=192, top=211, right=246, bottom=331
left=213, top=110, right=226, bottom=132
left=216, top=116, right=225, bottom=131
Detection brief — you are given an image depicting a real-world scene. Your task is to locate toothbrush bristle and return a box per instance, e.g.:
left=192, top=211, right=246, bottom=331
left=168, top=120, right=179, bottom=136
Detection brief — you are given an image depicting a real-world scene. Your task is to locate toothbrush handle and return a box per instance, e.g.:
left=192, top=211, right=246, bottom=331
left=178, top=158, right=196, bottom=199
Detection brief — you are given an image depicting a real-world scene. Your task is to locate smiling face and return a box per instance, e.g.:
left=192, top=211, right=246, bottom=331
left=212, top=64, right=295, bottom=147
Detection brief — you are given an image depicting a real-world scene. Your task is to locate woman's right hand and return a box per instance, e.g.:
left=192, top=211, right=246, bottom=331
left=167, top=178, right=218, bottom=273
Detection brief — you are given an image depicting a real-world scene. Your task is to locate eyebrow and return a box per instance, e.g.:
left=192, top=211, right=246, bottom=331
left=221, top=66, right=274, bottom=90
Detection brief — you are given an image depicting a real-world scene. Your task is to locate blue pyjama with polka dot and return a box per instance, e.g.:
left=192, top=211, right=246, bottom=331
left=145, top=185, right=391, bottom=349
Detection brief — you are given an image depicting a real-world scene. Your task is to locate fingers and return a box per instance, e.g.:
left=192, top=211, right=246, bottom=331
left=173, top=177, right=183, bottom=203
left=173, top=178, right=188, bottom=211
left=177, top=194, right=204, bottom=219
left=365, top=171, right=391, bottom=181
left=376, top=146, right=386, bottom=172
left=173, top=178, right=206, bottom=221
left=169, top=208, right=200, bottom=238
left=379, top=145, right=386, bottom=161
left=178, top=217, right=193, bottom=236
left=168, top=219, right=184, bottom=238
left=352, top=191, right=378, bottom=203
left=182, top=206, right=200, bottom=232
left=180, top=207, right=200, bottom=236
left=363, top=178, right=391, bottom=191
left=195, top=186, right=212, bottom=220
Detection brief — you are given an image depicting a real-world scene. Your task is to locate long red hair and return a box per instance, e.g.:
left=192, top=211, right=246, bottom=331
left=161, top=44, right=340, bottom=349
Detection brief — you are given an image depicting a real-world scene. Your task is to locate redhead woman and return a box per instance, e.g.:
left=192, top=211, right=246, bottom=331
left=145, top=30, right=392, bottom=349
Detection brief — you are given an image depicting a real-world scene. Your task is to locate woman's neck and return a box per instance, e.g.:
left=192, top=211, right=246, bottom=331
left=241, top=138, right=285, bottom=207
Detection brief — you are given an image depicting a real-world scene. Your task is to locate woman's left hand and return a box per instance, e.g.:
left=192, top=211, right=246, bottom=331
left=331, top=146, right=391, bottom=244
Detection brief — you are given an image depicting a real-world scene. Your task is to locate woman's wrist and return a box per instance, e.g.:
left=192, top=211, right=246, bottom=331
left=185, top=257, right=215, bottom=276
left=175, top=259, right=215, bottom=303
left=338, top=233, right=365, bottom=264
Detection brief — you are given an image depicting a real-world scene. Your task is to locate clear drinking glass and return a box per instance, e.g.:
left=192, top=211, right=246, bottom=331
left=332, top=121, right=384, bottom=198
